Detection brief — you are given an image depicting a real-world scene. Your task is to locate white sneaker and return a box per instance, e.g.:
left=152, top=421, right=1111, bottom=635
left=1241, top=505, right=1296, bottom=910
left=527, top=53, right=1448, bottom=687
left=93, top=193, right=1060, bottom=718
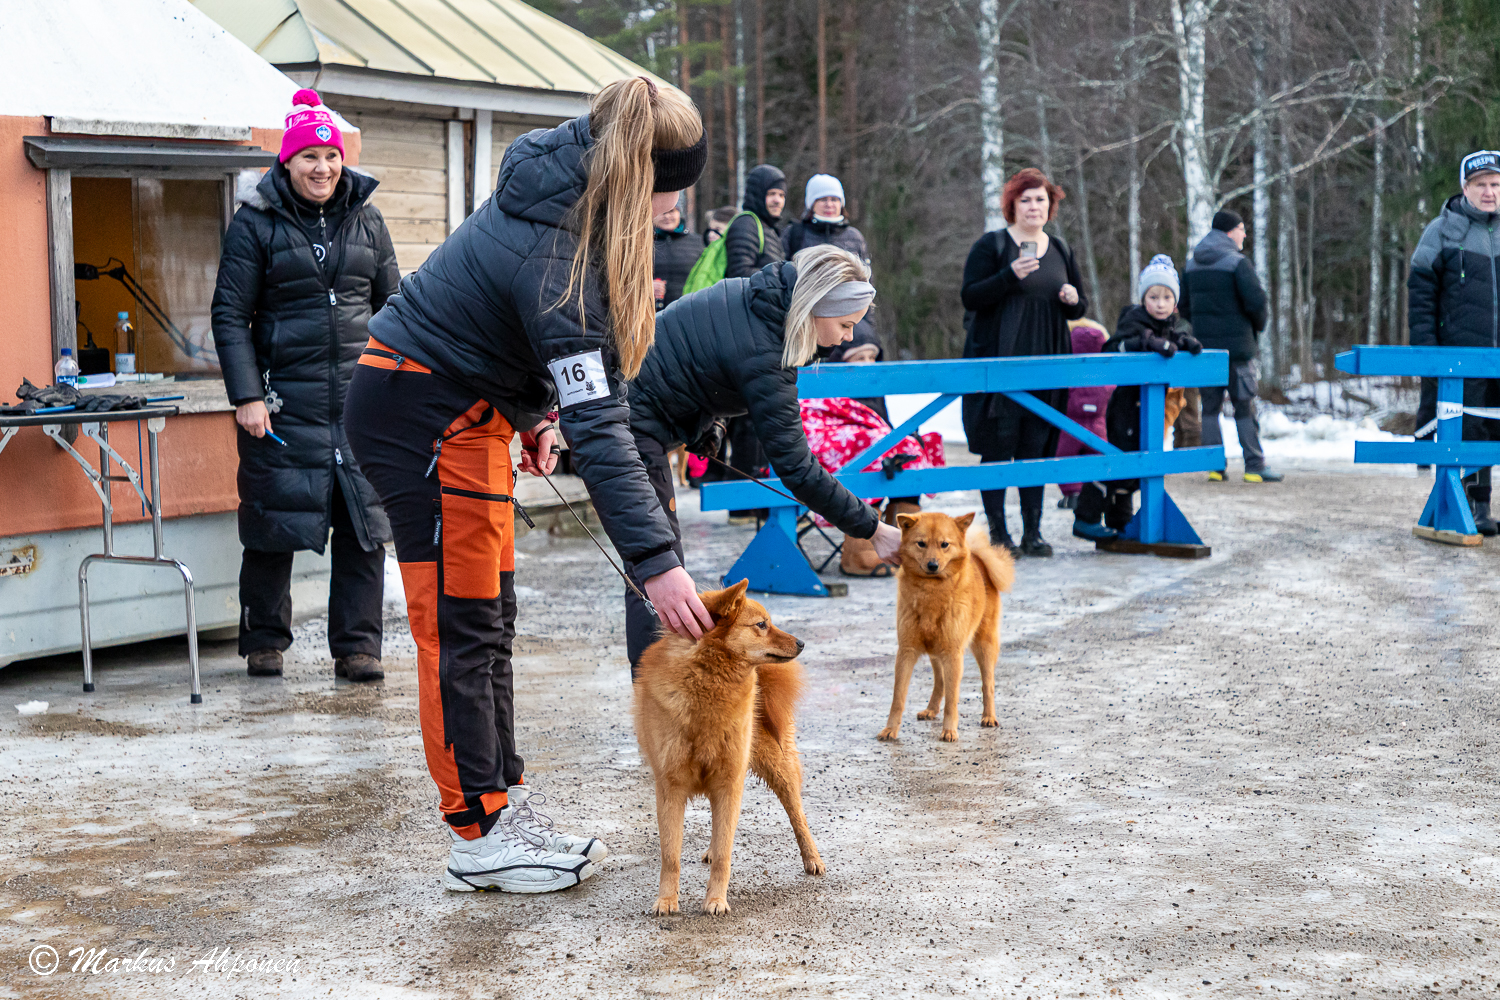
left=508, top=784, right=609, bottom=863
left=442, top=809, right=594, bottom=893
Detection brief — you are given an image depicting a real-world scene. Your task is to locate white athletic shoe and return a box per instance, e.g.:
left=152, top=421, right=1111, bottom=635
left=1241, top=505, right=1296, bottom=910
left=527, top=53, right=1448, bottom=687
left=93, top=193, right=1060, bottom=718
left=508, top=784, right=609, bottom=863
left=442, top=809, right=594, bottom=893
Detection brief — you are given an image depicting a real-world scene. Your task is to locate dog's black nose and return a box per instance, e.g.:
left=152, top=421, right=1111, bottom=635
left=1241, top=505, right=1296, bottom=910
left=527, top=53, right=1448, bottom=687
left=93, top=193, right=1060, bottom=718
left=794, top=638, right=805, bottom=653
left=926, top=560, right=940, bottom=573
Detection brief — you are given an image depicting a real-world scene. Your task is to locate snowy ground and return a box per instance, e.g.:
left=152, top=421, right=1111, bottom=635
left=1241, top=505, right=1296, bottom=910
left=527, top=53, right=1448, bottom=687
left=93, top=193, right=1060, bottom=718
left=3, top=459, right=1498, bottom=999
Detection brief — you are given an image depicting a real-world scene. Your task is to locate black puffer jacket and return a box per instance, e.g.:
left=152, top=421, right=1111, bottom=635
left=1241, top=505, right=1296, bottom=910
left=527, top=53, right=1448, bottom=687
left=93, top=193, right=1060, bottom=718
left=1179, top=229, right=1268, bottom=362
left=724, top=164, right=787, bottom=278
left=1408, top=193, right=1500, bottom=347
left=365, top=115, right=680, bottom=579
left=654, top=225, right=701, bottom=307
left=211, top=164, right=397, bottom=553
left=631, top=262, right=880, bottom=540
left=782, top=215, right=870, bottom=263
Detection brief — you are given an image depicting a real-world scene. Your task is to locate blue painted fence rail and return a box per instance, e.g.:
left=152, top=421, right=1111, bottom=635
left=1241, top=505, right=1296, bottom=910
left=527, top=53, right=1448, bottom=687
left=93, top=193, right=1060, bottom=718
left=1336, top=345, right=1500, bottom=544
left=700, top=351, right=1231, bottom=595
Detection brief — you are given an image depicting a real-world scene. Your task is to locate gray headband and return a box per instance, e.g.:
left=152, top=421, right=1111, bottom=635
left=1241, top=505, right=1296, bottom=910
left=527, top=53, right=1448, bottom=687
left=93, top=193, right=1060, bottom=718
left=812, top=280, right=877, bottom=317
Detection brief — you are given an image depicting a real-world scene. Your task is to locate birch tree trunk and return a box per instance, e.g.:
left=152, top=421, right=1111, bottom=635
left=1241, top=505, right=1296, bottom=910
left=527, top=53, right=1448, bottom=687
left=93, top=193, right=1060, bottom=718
left=816, top=0, right=828, bottom=171
left=841, top=0, right=858, bottom=216
left=1126, top=0, right=1141, bottom=287
left=979, top=0, right=1005, bottom=232
left=1303, top=162, right=1317, bottom=377
left=1028, top=21, right=1051, bottom=177
left=1170, top=0, right=1215, bottom=246
left=721, top=6, right=735, bottom=192
left=1412, top=0, right=1426, bottom=216
left=1366, top=0, right=1388, bottom=345
left=680, top=1, right=695, bottom=228
left=1252, top=33, right=1274, bottom=374
left=755, top=0, right=764, bottom=165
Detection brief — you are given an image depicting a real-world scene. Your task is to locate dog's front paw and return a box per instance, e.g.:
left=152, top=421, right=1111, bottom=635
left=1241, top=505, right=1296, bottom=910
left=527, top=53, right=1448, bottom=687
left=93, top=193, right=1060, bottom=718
left=651, top=896, right=680, bottom=916
left=803, top=854, right=826, bottom=876
left=916, top=708, right=937, bottom=720
left=981, top=714, right=999, bottom=728
left=940, top=728, right=958, bottom=742
left=702, top=896, right=731, bottom=915
left=876, top=726, right=900, bottom=741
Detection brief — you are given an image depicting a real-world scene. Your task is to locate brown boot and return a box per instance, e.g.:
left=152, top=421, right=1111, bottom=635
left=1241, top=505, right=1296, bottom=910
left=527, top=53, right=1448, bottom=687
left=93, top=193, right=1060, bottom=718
left=246, top=649, right=283, bottom=677
left=334, top=653, right=385, bottom=683
left=882, top=500, right=921, bottom=526
left=840, top=533, right=893, bottom=577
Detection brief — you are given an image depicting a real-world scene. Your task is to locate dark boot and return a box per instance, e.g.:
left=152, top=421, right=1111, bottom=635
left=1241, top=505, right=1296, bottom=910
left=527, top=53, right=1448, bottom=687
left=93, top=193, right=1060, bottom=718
left=335, top=653, right=385, bottom=682
left=246, top=649, right=283, bottom=677
left=1473, top=500, right=1499, bottom=537
left=1105, top=489, right=1136, bottom=532
left=1019, top=504, right=1052, bottom=558
left=984, top=490, right=1020, bottom=558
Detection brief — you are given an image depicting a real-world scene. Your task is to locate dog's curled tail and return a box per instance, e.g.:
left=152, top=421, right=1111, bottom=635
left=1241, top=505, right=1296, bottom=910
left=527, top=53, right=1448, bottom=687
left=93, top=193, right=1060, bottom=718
left=967, top=530, right=1017, bottom=594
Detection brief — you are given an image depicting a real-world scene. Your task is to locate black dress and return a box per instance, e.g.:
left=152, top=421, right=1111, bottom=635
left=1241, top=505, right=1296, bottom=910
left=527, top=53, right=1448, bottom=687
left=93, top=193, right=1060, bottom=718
left=958, top=228, right=1088, bottom=531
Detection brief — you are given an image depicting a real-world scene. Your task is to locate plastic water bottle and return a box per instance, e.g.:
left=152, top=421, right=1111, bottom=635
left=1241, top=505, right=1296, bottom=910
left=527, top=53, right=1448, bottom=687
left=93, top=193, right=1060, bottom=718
left=113, top=311, right=136, bottom=375
left=55, top=347, right=80, bottom=387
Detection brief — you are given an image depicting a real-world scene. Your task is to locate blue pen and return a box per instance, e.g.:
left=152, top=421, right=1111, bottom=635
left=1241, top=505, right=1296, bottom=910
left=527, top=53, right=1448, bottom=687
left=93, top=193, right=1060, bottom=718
left=266, top=431, right=289, bottom=447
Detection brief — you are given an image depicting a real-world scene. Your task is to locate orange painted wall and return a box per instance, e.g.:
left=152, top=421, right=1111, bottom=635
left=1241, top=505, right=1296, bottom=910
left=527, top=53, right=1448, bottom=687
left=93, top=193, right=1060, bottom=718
left=0, top=118, right=302, bottom=538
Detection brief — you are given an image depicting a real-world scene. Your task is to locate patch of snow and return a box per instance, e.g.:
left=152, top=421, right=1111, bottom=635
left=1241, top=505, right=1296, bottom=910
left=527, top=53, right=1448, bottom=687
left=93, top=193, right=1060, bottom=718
left=383, top=550, right=406, bottom=611
left=15, top=701, right=48, bottom=716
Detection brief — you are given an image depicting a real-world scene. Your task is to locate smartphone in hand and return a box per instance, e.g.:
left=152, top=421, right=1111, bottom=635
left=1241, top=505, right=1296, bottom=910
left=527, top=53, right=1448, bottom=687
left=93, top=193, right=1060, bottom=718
left=1019, top=241, right=1038, bottom=259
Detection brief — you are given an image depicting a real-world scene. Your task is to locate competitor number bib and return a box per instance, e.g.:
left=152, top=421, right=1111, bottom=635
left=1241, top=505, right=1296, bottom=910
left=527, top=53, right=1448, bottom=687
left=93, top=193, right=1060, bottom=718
left=548, top=350, right=611, bottom=409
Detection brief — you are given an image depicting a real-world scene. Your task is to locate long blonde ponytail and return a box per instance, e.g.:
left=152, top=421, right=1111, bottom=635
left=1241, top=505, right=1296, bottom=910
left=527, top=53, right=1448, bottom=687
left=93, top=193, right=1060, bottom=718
left=562, top=77, right=702, bottom=379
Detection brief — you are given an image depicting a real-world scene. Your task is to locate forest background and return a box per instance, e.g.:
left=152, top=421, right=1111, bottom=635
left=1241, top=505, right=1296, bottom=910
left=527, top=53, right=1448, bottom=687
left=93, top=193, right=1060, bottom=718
left=526, top=0, right=1500, bottom=389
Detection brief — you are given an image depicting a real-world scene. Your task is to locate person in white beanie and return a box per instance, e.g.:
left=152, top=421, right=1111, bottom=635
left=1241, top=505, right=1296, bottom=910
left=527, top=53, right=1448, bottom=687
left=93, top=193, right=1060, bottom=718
left=783, top=173, right=870, bottom=266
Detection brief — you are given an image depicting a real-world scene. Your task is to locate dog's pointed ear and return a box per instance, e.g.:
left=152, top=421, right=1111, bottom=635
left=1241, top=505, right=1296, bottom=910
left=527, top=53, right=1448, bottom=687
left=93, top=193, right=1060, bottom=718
left=700, top=578, right=750, bottom=625
left=895, top=513, right=919, bottom=531
left=954, top=512, right=976, bottom=532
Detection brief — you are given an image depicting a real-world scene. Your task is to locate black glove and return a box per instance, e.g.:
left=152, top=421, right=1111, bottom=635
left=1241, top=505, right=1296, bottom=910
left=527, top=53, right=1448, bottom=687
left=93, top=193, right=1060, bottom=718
left=76, top=393, right=149, bottom=413
left=1144, top=335, right=1177, bottom=358
left=687, top=418, right=727, bottom=460
left=15, top=377, right=82, bottom=408
left=1179, top=334, right=1203, bottom=355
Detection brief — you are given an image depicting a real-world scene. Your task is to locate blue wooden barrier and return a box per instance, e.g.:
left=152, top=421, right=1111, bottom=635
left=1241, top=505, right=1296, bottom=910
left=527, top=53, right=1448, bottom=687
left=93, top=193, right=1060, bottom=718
left=1336, top=345, right=1500, bottom=546
left=700, top=351, right=1231, bottom=595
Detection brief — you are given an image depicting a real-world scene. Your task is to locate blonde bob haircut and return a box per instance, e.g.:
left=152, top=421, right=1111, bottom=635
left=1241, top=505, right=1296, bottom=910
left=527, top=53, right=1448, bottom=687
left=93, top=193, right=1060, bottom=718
left=561, top=77, right=702, bottom=379
left=782, top=245, right=873, bottom=368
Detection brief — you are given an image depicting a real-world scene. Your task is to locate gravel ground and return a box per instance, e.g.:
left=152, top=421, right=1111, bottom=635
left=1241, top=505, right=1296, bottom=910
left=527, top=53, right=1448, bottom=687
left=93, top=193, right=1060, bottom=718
left=1, top=467, right=1498, bottom=999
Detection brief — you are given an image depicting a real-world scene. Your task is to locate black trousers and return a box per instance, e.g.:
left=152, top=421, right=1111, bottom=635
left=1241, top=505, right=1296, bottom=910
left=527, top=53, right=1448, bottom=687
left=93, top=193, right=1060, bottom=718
left=727, top=415, right=766, bottom=477
left=624, top=434, right=684, bottom=675
left=979, top=395, right=1058, bottom=529
left=345, top=350, right=523, bottom=838
left=238, top=478, right=384, bottom=658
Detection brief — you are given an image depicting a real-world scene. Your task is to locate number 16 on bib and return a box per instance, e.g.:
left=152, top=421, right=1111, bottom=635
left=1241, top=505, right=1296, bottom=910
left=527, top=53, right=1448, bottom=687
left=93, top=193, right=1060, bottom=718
left=548, top=350, right=611, bottom=409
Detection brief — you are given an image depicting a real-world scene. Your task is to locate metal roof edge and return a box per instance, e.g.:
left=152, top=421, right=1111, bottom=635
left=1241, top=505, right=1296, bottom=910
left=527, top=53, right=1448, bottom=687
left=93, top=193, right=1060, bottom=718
left=304, top=64, right=590, bottom=118
left=23, top=136, right=278, bottom=170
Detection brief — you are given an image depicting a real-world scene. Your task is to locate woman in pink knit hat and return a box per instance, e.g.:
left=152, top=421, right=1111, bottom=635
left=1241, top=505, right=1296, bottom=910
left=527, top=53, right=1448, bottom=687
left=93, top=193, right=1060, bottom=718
left=210, top=89, right=399, bottom=685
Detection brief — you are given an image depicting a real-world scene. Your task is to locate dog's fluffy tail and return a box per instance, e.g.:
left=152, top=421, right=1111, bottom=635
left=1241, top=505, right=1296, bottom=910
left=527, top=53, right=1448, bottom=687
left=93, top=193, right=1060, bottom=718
left=755, top=659, right=804, bottom=746
left=967, top=529, right=1016, bottom=594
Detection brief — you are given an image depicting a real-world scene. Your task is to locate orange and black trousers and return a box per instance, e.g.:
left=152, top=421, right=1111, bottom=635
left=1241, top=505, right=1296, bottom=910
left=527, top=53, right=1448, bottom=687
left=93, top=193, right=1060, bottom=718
left=345, top=341, right=528, bottom=840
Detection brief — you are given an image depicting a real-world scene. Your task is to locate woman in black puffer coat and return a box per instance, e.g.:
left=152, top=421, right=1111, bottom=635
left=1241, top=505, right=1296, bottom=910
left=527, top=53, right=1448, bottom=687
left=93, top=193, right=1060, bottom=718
left=211, top=89, right=397, bottom=684
left=623, top=246, right=901, bottom=670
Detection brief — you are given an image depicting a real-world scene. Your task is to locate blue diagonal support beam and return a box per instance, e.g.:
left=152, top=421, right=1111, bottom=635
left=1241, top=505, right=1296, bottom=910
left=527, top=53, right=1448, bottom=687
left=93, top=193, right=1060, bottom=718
left=999, top=390, right=1122, bottom=456
left=837, top=393, right=958, bottom=474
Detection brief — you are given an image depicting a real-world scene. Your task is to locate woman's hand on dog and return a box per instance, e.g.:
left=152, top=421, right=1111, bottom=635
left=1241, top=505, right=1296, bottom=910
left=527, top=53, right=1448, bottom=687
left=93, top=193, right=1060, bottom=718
left=871, top=522, right=902, bottom=564
left=645, top=567, right=716, bottom=639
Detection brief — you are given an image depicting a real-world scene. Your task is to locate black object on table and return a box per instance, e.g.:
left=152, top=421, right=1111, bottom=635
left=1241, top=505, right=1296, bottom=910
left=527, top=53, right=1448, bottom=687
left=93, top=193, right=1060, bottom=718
left=0, top=406, right=201, bottom=703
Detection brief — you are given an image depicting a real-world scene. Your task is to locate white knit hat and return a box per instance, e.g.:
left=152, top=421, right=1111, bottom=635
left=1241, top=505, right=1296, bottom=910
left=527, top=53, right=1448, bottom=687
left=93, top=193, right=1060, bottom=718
left=1137, top=254, right=1181, bottom=303
left=803, top=173, right=845, bottom=211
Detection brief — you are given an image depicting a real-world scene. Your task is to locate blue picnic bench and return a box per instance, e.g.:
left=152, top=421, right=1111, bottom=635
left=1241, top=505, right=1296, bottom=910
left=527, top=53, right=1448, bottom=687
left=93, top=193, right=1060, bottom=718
left=699, top=350, right=1231, bottom=595
left=1336, top=345, right=1500, bottom=546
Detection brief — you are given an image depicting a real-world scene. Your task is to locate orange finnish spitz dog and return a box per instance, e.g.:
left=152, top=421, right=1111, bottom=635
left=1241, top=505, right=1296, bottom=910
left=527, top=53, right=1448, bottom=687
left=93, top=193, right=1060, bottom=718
left=877, top=512, right=1016, bottom=743
left=633, top=579, right=824, bottom=916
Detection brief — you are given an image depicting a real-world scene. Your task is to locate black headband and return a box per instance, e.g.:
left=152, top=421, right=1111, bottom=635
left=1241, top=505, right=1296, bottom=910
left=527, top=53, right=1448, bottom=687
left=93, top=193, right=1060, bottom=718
left=652, top=132, right=708, bottom=193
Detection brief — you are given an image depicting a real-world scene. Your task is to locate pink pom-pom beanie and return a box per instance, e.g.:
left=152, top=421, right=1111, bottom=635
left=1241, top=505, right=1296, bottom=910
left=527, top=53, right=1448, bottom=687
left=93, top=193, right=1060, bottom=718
left=279, top=89, right=344, bottom=163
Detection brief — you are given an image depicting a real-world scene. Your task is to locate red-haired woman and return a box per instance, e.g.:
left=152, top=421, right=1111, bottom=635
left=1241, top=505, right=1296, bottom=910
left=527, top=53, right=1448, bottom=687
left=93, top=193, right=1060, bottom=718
left=960, top=167, right=1088, bottom=558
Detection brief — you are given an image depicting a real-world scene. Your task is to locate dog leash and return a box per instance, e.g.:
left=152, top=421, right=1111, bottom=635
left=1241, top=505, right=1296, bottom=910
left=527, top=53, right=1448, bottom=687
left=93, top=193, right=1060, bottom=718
left=701, top=454, right=803, bottom=505
left=534, top=463, right=659, bottom=619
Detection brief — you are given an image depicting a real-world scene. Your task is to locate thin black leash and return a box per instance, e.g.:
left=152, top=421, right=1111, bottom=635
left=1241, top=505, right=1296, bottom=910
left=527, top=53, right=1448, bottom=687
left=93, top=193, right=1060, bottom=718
left=701, top=454, right=802, bottom=504
left=534, top=463, right=659, bottom=619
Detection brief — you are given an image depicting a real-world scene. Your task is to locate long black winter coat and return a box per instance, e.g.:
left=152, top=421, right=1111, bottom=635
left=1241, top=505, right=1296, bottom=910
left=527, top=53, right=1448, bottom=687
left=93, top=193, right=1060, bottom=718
left=365, top=115, right=681, bottom=580
left=1179, top=230, right=1267, bottom=362
left=1408, top=193, right=1500, bottom=348
left=211, top=165, right=397, bottom=553
left=631, top=262, right=881, bottom=540
left=653, top=225, right=701, bottom=307
left=959, top=228, right=1088, bottom=457
left=724, top=164, right=787, bottom=278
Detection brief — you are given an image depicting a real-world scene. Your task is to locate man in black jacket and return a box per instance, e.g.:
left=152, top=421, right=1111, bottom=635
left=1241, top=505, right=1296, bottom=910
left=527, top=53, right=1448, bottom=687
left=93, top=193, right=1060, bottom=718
left=1408, top=149, right=1500, bottom=535
left=652, top=195, right=700, bottom=308
left=1181, top=209, right=1283, bottom=483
